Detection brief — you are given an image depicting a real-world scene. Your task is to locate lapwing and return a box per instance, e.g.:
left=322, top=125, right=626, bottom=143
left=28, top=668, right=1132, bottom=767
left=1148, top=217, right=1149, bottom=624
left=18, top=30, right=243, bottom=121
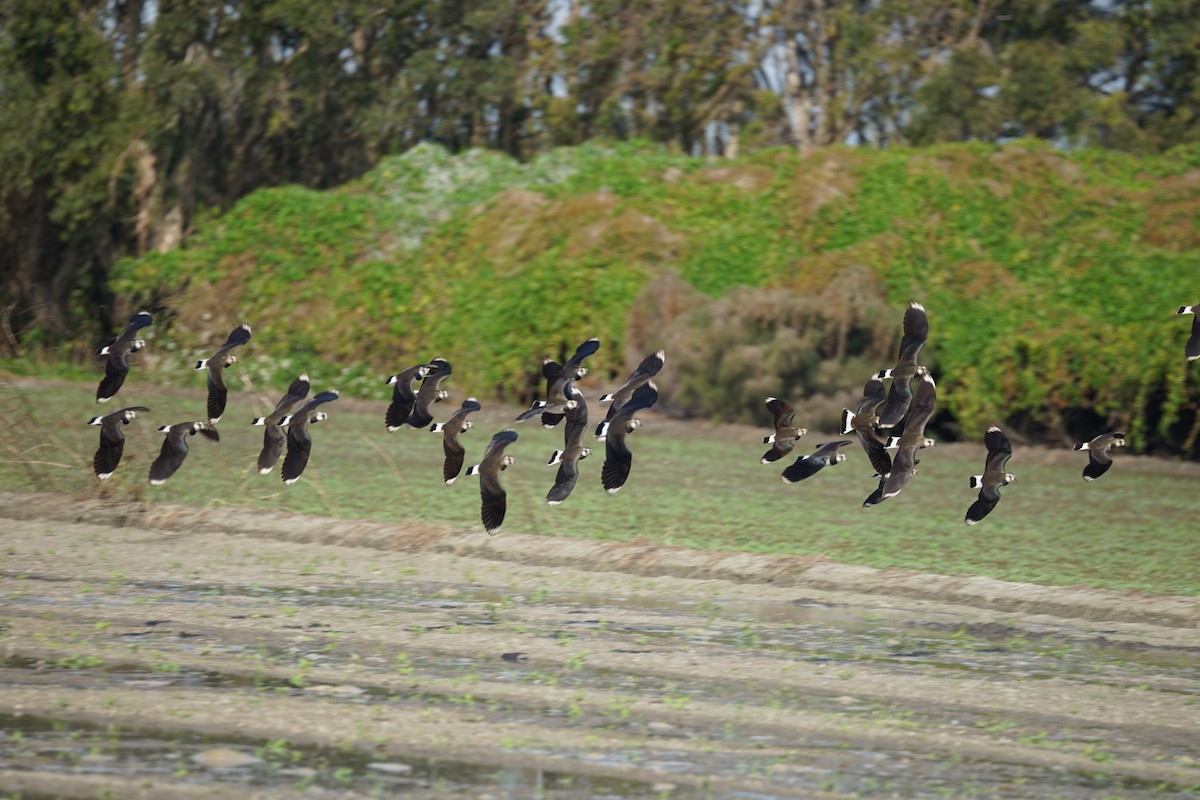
left=596, top=350, right=665, bottom=440
left=252, top=373, right=310, bottom=475
left=281, top=390, right=339, bottom=485
left=843, top=375, right=892, bottom=485
left=1177, top=306, right=1200, bottom=361
left=780, top=440, right=852, bottom=484
left=95, top=311, right=153, bottom=403
left=600, top=381, right=658, bottom=494
left=408, top=357, right=453, bottom=429
left=876, top=302, right=929, bottom=429
left=88, top=406, right=150, bottom=480
left=517, top=338, right=600, bottom=425
left=1073, top=431, right=1126, bottom=481
left=760, top=396, right=808, bottom=463
left=466, top=429, right=519, bottom=534
left=384, top=363, right=436, bottom=431
left=879, top=370, right=937, bottom=501
left=547, top=387, right=591, bottom=504
left=965, top=426, right=1015, bottom=525
left=432, top=397, right=482, bottom=485
left=195, top=323, right=251, bottom=424
left=149, top=421, right=219, bottom=485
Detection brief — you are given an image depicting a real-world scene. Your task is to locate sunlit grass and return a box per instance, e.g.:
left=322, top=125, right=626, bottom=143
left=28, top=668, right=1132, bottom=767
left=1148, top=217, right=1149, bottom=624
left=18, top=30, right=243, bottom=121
left=3, top=378, right=1197, bottom=596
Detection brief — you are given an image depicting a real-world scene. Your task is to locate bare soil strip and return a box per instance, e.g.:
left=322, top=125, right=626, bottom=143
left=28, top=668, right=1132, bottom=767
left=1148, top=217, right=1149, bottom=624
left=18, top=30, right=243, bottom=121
left=1, top=495, right=1198, bottom=798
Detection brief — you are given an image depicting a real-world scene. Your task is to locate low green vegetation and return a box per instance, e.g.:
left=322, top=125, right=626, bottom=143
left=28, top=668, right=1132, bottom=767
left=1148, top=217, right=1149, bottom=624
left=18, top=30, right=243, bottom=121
left=82, top=139, right=1200, bottom=457
left=4, top=380, right=1196, bottom=597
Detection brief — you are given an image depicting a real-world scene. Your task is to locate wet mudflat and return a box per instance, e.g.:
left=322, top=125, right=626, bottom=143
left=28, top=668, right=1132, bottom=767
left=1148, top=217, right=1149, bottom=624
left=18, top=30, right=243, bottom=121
left=1, top=506, right=1199, bottom=799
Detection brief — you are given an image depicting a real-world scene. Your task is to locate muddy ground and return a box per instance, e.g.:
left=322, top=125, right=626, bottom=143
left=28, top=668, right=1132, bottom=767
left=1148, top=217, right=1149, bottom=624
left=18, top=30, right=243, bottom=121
left=1, top=492, right=1198, bottom=799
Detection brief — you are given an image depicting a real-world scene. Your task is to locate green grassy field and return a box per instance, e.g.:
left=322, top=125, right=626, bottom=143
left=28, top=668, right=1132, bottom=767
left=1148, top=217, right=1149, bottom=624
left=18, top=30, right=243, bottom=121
left=3, top=377, right=1197, bottom=597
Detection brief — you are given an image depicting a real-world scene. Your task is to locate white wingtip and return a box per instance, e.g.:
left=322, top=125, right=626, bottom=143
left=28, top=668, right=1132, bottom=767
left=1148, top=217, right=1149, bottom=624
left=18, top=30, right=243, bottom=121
left=209, top=417, right=221, bottom=426
left=97, top=472, right=113, bottom=481
left=258, top=467, right=272, bottom=476
left=149, top=479, right=165, bottom=486
left=445, top=477, right=457, bottom=486
left=605, top=487, right=621, bottom=495
left=986, top=425, right=1002, bottom=433
left=284, top=477, right=300, bottom=485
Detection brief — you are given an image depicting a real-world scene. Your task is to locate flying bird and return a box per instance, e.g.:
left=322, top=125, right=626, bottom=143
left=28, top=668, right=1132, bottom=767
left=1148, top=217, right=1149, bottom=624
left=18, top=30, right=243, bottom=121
left=760, top=396, right=808, bottom=463
left=1073, top=430, right=1126, bottom=481
left=780, top=440, right=852, bottom=484
left=600, top=381, right=658, bottom=494
left=878, top=370, right=938, bottom=501
left=384, top=363, right=436, bottom=431
left=95, top=311, right=153, bottom=403
left=88, top=406, right=151, bottom=480
left=842, top=375, right=892, bottom=483
left=517, top=338, right=600, bottom=425
left=1177, top=305, right=1200, bottom=361
left=432, top=397, right=482, bottom=485
left=281, top=390, right=340, bottom=485
left=876, top=302, right=929, bottom=429
left=252, top=373, right=311, bottom=475
left=466, top=429, right=519, bottom=534
left=547, top=387, right=591, bottom=504
left=596, top=350, right=665, bottom=439
left=149, top=421, right=219, bottom=485
left=408, top=357, right=453, bottom=429
left=965, top=426, right=1015, bottom=525
left=195, top=323, right=251, bottom=424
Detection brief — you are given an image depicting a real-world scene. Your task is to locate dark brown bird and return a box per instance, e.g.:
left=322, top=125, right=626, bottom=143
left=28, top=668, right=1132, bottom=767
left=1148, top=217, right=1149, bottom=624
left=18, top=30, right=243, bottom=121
left=96, top=311, right=153, bottom=403
left=1073, top=431, right=1126, bottom=481
left=466, top=429, right=519, bottom=534
left=547, top=387, right=591, bottom=504
left=384, top=363, right=436, bottom=431
left=842, top=375, right=891, bottom=481
left=780, top=440, right=852, bottom=484
left=88, top=406, right=151, bottom=480
left=965, top=426, right=1015, bottom=525
left=195, top=323, right=251, bottom=424
left=252, top=373, right=310, bottom=476
left=760, top=396, right=808, bottom=464
left=876, top=302, right=929, bottom=429
left=596, top=350, right=665, bottom=439
left=1177, top=306, right=1200, bottom=361
left=517, top=338, right=600, bottom=425
left=149, top=421, right=219, bottom=485
left=878, top=370, right=937, bottom=501
left=432, top=397, right=482, bottom=485
left=281, top=390, right=339, bottom=485
left=408, top=357, right=453, bottom=429
left=601, top=381, right=658, bottom=494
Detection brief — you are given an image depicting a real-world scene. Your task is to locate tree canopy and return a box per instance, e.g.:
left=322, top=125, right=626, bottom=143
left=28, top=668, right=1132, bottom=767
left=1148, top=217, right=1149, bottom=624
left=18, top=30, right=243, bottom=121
left=2, top=0, right=1199, bottom=343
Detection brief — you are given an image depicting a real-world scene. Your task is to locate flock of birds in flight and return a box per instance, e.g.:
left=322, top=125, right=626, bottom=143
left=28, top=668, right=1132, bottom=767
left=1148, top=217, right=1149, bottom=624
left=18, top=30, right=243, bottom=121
left=85, top=302, right=1200, bottom=532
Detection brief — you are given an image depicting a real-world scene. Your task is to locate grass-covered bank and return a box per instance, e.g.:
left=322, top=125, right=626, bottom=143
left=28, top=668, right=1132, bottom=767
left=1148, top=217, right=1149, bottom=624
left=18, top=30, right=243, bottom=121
left=4, top=379, right=1197, bottom=597
left=29, top=139, right=1200, bottom=456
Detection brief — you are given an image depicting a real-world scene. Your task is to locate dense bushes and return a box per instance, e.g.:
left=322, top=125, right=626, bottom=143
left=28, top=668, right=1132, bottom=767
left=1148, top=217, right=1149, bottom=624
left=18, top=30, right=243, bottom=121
left=104, top=139, right=1200, bottom=456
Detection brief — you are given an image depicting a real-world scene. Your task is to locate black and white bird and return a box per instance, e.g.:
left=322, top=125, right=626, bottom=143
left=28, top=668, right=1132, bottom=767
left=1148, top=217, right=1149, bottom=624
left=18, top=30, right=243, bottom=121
left=600, top=381, right=658, bottom=494
left=384, top=363, right=437, bottom=431
left=408, top=357, right=453, bottom=429
left=780, top=440, right=852, bottom=484
left=466, top=429, right=519, bottom=534
left=843, top=375, right=892, bottom=483
left=760, top=396, right=808, bottom=464
left=965, top=426, right=1015, bottom=525
left=281, top=390, right=339, bottom=485
left=1177, top=305, right=1200, bottom=361
left=432, top=396, right=482, bottom=485
left=195, top=323, right=251, bottom=424
left=878, top=370, right=937, bottom=501
left=876, top=302, right=929, bottom=429
left=149, top=421, right=219, bottom=486
left=596, top=350, right=664, bottom=439
left=95, top=311, right=153, bottom=403
left=547, top=387, right=591, bottom=504
left=88, top=406, right=150, bottom=480
left=1073, top=431, right=1126, bottom=481
left=517, top=338, right=600, bottom=426
left=252, top=373, right=310, bottom=476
